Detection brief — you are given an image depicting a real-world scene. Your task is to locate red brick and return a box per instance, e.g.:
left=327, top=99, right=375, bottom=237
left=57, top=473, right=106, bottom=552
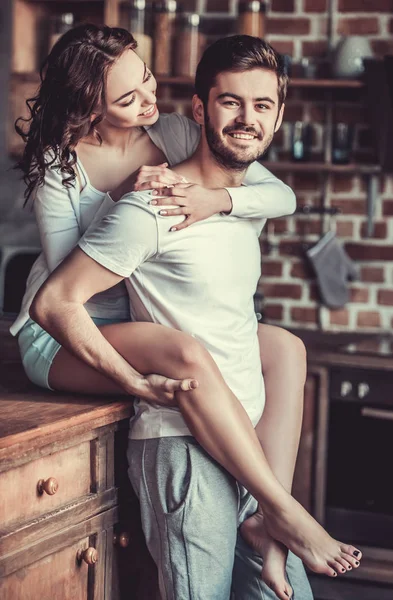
left=283, top=103, right=304, bottom=121
left=205, top=0, right=230, bottom=11
left=292, top=172, right=321, bottom=191
left=361, top=267, right=385, bottom=283
left=262, top=282, right=303, bottom=299
left=269, top=40, right=294, bottom=56
left=383, top=200, right=393, bottom=216
left=336, top=221, right=354, bottom=237
left=338, top=17, right=380, bottom=35
left=267, top=17, right=311, bottom=35
left=360, top=221, right=387, bottom=239
left=356, top=311, right=381, bottom=328
left=349, top=287, right=369, bottom=303
left=333, top=104, right=365, bottom=124
left=339, top=0, right=393, bottom=11
left=331, top=198, right=366, bottom=215
left=304, top=0, right=327, bottom=11
left=331, top=175, right=356, bottom=193
left=272, top=218, right=289, bottom=234
left=262, top=260, right=283, bottom=277
left=330, top=309, right=350, bottom=326
left=279, top=240, right=308, bottom=257
left=345, top=243, right=393, bottom=261
left=295, top=219, right=322, bottom=236
left=291, top=307, right=318, bottom=323
left=271, top=0, right=295, bottom=12
left=290, top=260, right=314, bottom=279
left=371, top=40, right=393, bottom=58
left=308, top=104, right=326, bottom=123
left=309, top=283, right=319, bottom=301
left=360, top=267, right=385, bottom=283
left=263, top=304, right=284, bottom=320
left=378, top=289, right=393, bottom=306
left=302, top=41, right=329, bottom=57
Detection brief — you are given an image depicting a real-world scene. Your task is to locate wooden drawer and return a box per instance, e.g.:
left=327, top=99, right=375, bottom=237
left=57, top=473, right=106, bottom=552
left=0, top=537, right=92, bottom=600
left=1, top=440, right=92, bottom=527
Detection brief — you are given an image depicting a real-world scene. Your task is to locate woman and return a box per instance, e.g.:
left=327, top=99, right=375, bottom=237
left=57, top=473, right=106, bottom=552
left=13, top=24, right=361, bottom=600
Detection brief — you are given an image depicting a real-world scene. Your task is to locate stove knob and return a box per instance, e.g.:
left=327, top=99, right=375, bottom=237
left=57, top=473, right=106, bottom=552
left=340, top=381, right=352, bottom=397
left=358, top=382, right=370, bottom=399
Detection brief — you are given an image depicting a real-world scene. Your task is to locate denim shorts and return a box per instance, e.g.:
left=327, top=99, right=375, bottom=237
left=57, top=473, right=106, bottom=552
left=18, top=317, right=126, bottom=391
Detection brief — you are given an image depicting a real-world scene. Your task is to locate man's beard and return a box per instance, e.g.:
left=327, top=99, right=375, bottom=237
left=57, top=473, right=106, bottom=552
left=205, top=114, right=273, bottom=172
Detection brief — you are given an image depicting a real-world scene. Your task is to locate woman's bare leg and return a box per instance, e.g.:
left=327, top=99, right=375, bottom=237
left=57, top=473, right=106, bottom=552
left=49, top=320, right=362, bottom=581
left=241, top=325, right=307, bottom=598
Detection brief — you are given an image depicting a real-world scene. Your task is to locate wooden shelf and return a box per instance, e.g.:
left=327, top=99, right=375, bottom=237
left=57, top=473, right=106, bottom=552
left=262, top=161, right=381, bottom=174
left=157, top=76, right=364, bottom=89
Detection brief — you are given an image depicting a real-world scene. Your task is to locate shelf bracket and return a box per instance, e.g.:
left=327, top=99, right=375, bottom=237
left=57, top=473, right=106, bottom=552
left=366, top=173, right=379, bottom=238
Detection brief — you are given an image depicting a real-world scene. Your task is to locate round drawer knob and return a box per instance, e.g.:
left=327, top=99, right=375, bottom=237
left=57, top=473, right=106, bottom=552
left=37, top=477, right=59, bottom=496
left=113, top=532, right=130, bottom=548
left=77, top=547, right=98, bottom=565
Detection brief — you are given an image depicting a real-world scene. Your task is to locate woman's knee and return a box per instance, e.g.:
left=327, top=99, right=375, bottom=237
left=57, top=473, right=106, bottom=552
left=259, top=325, right=307, bottom=378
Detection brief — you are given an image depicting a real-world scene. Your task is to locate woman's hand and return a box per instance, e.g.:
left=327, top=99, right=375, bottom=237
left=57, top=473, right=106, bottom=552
left=111, top=163, right=185, bottom=202
left=137, top=373, right=199, bottom=407
left=150, top=184, right=233, bottom=232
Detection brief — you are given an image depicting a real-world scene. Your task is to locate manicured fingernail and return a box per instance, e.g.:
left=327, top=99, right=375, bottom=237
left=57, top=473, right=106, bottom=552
left=150, top=200, right=157, bottom=205
left=170, top=227, right=177, bottom=232
left=160, top=210, right=167, bottom=215
left=353, top=551, right=360, bottom=557
left=152, top=190, right=158, bottom=196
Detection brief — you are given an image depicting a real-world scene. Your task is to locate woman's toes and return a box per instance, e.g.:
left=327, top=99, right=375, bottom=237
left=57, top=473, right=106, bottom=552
left=341, top=552, right=359, bottom=569
left=328, top=559, right=348, bottom=575
left=341, top=544, right=362, bottom=561
left=336, top=556, right=352, bottom=571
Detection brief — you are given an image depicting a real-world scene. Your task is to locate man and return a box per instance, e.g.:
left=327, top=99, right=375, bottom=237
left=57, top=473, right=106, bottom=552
left=32, top=36, right=315, bottom=599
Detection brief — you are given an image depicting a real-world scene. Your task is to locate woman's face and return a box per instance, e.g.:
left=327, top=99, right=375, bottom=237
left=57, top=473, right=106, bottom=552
left=104, top=49, right=159, bottom=128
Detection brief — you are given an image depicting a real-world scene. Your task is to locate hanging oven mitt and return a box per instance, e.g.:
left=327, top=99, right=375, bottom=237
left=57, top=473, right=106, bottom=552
left=306, top=230, right=359, bottom=309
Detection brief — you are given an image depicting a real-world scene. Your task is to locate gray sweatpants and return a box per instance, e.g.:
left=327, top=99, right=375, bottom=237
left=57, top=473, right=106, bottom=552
left=127, top=436, right=314, bottom=600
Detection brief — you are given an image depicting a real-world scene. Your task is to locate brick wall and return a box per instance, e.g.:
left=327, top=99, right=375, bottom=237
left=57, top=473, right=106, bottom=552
left=166, top=0, right=393, bottom=331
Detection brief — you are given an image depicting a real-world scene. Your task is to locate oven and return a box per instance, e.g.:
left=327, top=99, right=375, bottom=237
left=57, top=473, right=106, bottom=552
left=325, top=366, right=393, bottom=550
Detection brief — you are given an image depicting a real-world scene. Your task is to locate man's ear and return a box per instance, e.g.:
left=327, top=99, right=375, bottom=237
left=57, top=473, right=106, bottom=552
left=274, top=103, right=285, bottom=133
left=192, top=94, right=205, bottom=125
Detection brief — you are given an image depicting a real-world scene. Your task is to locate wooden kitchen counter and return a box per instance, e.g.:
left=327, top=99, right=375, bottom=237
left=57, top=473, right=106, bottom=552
left=0, top=317, right=155, bottom=600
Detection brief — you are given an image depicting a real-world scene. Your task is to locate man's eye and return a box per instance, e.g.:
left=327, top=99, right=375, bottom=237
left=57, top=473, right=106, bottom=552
left=121, top=95, right=136, bottom=107
left=223, top=101, right=238, bottom=107
left=144, top=70, right=152, bottom=82
left=257, top=104, right=269, bottom=110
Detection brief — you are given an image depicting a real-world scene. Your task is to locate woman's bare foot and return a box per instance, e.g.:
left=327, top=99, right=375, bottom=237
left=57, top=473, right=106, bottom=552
left=241, top=509, right=293, bottom=599
left=263, top=494, right=362, bottom=578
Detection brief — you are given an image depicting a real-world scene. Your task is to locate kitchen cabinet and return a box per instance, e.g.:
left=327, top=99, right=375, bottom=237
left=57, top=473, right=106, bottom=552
left=0, top=327, right=157, bottom=600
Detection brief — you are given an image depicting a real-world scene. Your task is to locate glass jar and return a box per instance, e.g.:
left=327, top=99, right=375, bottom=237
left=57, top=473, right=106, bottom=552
left=174, top=14, right=203, bottom=78
left=130, top=0, right=153, bottom=68
left=48, top=13, right=74, bottom=52
left=153, top=1, right=177, bottom=76
left=238, top=1, right=266, bottom=38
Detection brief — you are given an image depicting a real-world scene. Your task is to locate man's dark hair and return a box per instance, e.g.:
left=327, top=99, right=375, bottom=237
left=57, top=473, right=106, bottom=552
left=195, top=35, right=288, bottom=110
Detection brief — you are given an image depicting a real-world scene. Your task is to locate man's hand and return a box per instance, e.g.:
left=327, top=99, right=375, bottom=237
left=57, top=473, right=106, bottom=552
left=150, top=184, right=233, bottom=232
left=138, top=373, right=199, bottom=406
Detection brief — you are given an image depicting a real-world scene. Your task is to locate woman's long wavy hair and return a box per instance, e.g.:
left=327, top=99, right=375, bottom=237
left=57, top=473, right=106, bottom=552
left=15, top=24, right=137, bottom=204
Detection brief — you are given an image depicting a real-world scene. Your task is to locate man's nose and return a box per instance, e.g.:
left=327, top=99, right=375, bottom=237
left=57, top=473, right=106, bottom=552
left=235, top=104, right=256, bottom=127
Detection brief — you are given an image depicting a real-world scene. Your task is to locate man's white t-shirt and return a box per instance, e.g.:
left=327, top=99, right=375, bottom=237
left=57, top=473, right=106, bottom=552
left=79, top=190, right=266, bottom=440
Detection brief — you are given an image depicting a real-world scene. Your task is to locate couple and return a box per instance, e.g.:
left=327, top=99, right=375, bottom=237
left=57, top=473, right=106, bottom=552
left=13, top=25, right=361, bottom=599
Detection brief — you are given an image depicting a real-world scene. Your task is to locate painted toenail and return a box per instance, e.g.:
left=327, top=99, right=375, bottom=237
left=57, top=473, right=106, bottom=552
left=341, top=568, right=345, bottom=572
left=355, top=561, right=359, bottom=566
left=353, top=550, right=360, bottom=557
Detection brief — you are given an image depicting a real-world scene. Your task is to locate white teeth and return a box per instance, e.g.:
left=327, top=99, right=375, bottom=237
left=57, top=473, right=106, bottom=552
left=142, top=105, right=155, bottom=116
left=231, top=133, right=255, bottom=140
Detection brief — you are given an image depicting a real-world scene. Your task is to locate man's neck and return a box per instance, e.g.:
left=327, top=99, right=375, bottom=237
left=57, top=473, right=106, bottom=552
left=173, top=139, right=246, bottom=188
